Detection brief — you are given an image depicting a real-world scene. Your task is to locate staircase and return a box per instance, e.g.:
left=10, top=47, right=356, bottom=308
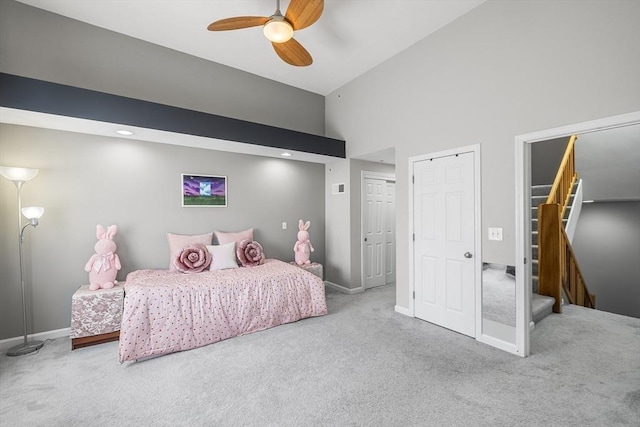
left=530, top=183, right=573, bottom=324
left=531, top=134, right=594, bottom=323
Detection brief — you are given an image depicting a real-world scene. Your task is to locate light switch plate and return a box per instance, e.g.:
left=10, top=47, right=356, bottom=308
left=488, top=227, right=503, bottom=241
left=282, top=222, right=287, bottom=230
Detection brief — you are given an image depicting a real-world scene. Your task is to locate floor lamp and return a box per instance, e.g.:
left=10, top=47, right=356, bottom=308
left=0, top=166, right=45, bottom=356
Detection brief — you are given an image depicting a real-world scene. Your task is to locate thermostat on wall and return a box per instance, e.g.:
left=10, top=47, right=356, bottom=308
left=332, top=183, right=345, bottom=195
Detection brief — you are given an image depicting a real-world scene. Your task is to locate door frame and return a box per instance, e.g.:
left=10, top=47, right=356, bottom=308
left=515, top=111, right=640, bottom=357
left=361, top=171, right=396, bottom=289
left=408, top=144, right=482, bottom=339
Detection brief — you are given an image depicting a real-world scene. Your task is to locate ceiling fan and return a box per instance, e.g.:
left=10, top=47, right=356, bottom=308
left=207, top=0, right=324, bottom=67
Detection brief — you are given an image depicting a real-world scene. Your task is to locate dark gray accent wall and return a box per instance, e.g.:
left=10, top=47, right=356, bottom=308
left=572, top=201, right=640, bottom=318
left=0, top=73, right=345, bottom=158
left=0, top=124, right=325, bottom=339
left=531, top=137, right=570, bottom=186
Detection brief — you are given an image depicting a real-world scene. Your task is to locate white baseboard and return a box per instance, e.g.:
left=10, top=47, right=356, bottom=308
left=0, top=328, right=70, bottom=351
left=324, top=281, right=364, bottom=294
left=395, top=305, right=412, bottom=317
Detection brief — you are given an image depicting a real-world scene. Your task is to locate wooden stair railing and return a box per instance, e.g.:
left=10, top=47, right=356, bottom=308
left=538, top=204, right=595, bottom=313
left=537, top=134, right=595, bottom=313
left=545, top=134, right=578, bottom=216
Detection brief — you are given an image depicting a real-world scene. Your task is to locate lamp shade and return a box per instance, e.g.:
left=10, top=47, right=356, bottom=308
left=21, top=206, right=44, bottom=220
left=263, top=18, right=293, bottom=43
left=0, top=166, right=39, bottom=182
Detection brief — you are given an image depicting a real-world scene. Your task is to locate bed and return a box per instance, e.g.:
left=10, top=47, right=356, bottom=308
left=118, top=259, right=327, bottom=362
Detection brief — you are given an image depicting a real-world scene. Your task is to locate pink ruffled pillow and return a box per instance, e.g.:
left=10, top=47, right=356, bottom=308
left=173, top=243, right=211, bottom=273
left=237, top=239, right=265, bottom=267
left=167, top=232, right=213, bottom=271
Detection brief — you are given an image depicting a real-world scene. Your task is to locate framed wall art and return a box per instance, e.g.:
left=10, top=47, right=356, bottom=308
left=181, top=174, right=227, bottom=207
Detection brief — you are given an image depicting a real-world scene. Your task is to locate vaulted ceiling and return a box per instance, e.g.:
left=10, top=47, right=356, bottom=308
left=15, top=0, right=486, bottom=95
left=7, top=0, right=640, bottom=191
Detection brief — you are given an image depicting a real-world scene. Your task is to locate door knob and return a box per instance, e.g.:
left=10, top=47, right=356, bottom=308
left=464, top=252, right=473, bottom=258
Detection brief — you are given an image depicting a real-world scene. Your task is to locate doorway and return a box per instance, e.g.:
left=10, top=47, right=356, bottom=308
left=362, top=172, right=396, bottom=289
left=515, top=111, right=640, bottom=357
left=410, top=145, right=481, bottom=338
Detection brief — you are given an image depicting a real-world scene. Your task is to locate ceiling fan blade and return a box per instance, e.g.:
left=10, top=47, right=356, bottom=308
left=285, top=0, right=324, bottom=31
left=272, top=38, right=313, bottom=66
left=207, top=16, right=269, bottom=31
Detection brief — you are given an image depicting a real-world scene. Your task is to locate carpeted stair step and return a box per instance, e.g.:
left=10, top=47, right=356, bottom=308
left=531, top=184, right=552, bottom=196
left=532, top=293, right=555, bottom=324
left=531, top=195, right=548, bottom=209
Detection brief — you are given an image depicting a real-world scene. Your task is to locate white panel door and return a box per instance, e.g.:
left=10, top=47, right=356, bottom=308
left=413, top=152, right=476, bottom=337
left=363, top=178, right=386, bottom=288
left=384, top=181, right=396, bottom=284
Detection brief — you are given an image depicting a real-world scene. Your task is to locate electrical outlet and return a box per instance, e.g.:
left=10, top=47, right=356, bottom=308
left=282, top=222, right=287, bottom=230
left=488, top=227, right=503, bottom=241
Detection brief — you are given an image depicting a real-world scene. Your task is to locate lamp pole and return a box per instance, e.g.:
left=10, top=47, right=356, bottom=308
left=1, top=167, right=45, bottom=356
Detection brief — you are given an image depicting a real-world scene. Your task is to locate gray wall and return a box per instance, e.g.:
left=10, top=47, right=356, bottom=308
left=323, top=159, right=395, bottom=289
left=572, top=202, right=640, bottom=319
left=0, top=0, right=330, bottom=340
left=0, top=124, right=325, bottom=339
left=0, top=0, right=325, bottom=136
left=324, top=0, right=640, bottom=310
left=531, top=137, right=570, bottom=186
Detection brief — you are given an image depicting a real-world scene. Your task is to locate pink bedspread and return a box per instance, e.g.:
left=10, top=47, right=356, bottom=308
left=119, top=259, right=327, bottom=362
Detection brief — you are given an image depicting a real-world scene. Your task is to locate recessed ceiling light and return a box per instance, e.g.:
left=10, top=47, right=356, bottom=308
left=116, top=129, right=134, bottom=136
left=281, top=152, right=292, bottom=157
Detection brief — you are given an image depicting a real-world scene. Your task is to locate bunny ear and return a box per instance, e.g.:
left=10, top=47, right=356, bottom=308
left=304, top=221, right=311, bottom=230
left=96, top=225, right=106, bottom=239
left=107, top=225, right=118, bottom=239
left=298, top=219, right=304, bottom=230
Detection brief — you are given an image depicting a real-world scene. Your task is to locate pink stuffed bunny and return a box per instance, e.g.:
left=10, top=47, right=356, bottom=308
left=84, top=225, right=121, bottom=290
left=294, top=219, right=314, bottom=265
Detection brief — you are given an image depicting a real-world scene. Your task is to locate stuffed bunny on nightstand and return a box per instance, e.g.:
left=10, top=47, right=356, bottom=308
left=294, top=219, right=314, bottom=265
left=84, top=224, right=121, bottom=291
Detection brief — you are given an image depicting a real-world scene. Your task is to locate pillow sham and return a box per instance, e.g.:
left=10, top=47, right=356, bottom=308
left=206, top=242, right=239, bottom=271
left=174, top=243, right=211, bottom=273
left=214, top=228, right=254, bottom=247
left=167, top=232, right=213, bottom=271
left=214, top=228, right=253, bottom=263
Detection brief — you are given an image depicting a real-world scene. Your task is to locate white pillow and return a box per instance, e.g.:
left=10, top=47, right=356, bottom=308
left=206, top=242, right=239, bottom=270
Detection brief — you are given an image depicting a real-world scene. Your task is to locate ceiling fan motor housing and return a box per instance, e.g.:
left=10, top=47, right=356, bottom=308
left=263, top=15, right=293, bottom=43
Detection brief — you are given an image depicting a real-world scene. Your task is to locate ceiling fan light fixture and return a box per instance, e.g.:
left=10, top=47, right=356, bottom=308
left=263, top=17, right=293, bottom=43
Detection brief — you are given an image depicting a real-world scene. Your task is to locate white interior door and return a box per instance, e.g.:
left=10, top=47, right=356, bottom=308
left=363, top=178, right=386, bottom=288
left=413, top=152, right=476, bottom=337
left=384, top=181, right=396, bottom=284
